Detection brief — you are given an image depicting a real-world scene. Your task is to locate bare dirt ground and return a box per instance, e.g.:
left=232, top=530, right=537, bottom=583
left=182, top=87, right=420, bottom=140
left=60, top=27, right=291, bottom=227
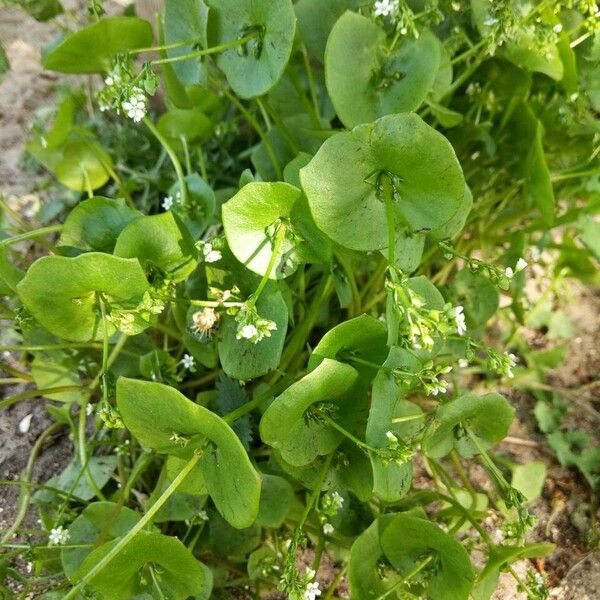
left=0, top=4, right=599, bottom=600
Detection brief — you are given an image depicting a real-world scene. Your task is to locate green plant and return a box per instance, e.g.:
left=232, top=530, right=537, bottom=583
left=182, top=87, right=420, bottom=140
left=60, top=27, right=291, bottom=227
left=1, top=0, right=599, bottom=599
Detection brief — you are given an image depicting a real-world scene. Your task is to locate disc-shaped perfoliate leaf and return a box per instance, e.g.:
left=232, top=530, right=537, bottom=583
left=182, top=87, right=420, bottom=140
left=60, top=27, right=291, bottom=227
left=43, top=17, right=152, bottom=73
left=325, top=12, right=440, bottom=128
left=205, top=0, right=296, bottom=98
left=114, top=211, right=197, bottom=282
left=61, top=502, right=141, bottom=580
left=349, top=515, right=401, bottom=599
left=59, top=197, right=141, bottom=254
left=218, top=284, right=288, bottom=380
left=295, top=0, right=361, bottom=62
left=117, top=378, right=261, bottom=528
left=222, top=182, right=302, bottom=279
left=260, top=358, right=360, bottom=466
left=300, top=113, right=465, bottom=252
left=381, top=514, right=474, bottom=600
left=422, top=393, right=515, bottom=459
left=431, top=184, right=473, bottom=241
left=17, top=253, right=150, bottom=342
left=73, top=530, right=212, bottom=600
left=54, top=138, right=113, bottom=192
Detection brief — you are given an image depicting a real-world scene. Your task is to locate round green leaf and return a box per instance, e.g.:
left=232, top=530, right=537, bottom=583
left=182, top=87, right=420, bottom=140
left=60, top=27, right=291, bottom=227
left=61, top=502, right=141, bottom=580
left=31, top=356, right=84, bottom=404
left=206, top=0, right=296, bottom=98
left=300, top=113, right=465, bottom=251
left=114, top=211, right=197, bottom=282
left=17, top=253, right=150, bottom=342
left=59, top=197, right=141, bottom=254
left=422, top=393, right=515, bottom=459
left=349, top=515, right=401, bottom=599
left=380, top=514, right=474, bottom=600
left=222, top=182, right=302, bottom=279
left=260, top=358, right=360, bottom=466
left=325, top=12, right=441, bottom=128
left=43, top=17, right=153, bottom=73
left=54, top=138, right=113, bottom=192
left=117, top=378, right=261, bottom=528
left=218, top=284, right=288, bottom=380
left=73, top=530, right=212, bottom=600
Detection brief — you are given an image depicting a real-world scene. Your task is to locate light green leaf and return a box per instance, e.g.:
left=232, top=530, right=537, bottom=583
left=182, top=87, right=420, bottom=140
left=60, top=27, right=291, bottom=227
left=206, top=0, right=296, bottom=98
left=256, top=474, right=294, bottom=528
left=222, top=182, right=302, bottom=279
left=117, top=378, right=261, bottom=528
left=422, top=393, right=515, bottom=459
left=114, top=211, right=197, bottom=282
left=300, top=113, right=465, bottom=252
left=31, top=356, right=84, bottom=403
left=381, top=514, right=474, bottom=600
left=325, top=12, right=440, bottom=128
left=43, top=17, right=153, bottom=73
left=17, top=253, right=150, bottom=342
left=511, top=461, right=547, bottom=501
left=524, top=120, right=555, bottom=225
left=59, top=197, right=141, bottom=254
left=260, top=358, right=360, bottom=466
left=73, top=530, right=212, bottom=600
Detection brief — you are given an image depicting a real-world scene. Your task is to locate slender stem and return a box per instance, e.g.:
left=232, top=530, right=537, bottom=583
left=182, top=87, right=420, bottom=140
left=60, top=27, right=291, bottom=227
left=131, top=38, right=203, bottom=56
left=0, top=225, right=62, bottom=247
left=151, top=34, right=257, bottom=66
left=322, top=415, right=375, bottom=454
left=64, top=452, right=202, bottom=599
left=143, top=117, right=188, bottom=206
left=248, top=223, right=287, bottom=308
left=374, top=556, right=434, bottom=600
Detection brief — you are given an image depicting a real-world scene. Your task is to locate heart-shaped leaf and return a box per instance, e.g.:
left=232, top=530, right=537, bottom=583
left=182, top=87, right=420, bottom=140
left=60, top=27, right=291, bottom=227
left=17, top=253, right=150, bottom=342
left=117, top=378, right=261, bottom=528
left=222, top=182, right=302, bottom=279
left=114, top=211, right=197, bottom=282
left=325, top=12, right=441, bottom=128
left=300, top=113, right=465, bottom=252
left=73, top=530, right=212, bottom=600
left=260, top=358, right=360, bottom=466
left=380, top=514, right=474, bottom=600
left=206, top=0, right=296, bottom=98
left=59, top=197, right=141, bottom=254
left=43, top=17, right=153, bottom=73
left=422, top=393, right=515, bottom=459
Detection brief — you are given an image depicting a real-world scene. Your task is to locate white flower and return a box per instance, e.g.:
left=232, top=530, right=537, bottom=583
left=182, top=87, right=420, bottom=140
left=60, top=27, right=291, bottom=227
left=122, top=90, right=146, bottom=123
left=386, top=430, right=398, bottom=444
left=198, top=510, right=209, bottom=521
left=238, top=324, right=258, bottom=340
left=192, top=308, right=220, bottom=336
left=506, top=352, right=517, bottom=378
left=305, top=581, right=321, bottom=600
left=515, top=257, right=528, bottom=272
left=202, top=242, right=222, bottom=263
left=504, top=266, right=514, bottom=278
left=323, top=523, right=334, bottom=535
left=454, top=305, right=467, bottom=336
left=484, top=16, right=499, bottom=26
left=48, top=526, right=70, bottom=546
left=26, top=562, right=33, bottom=574
left=86, top=403, right=93, bottom=416
left=458, top=358, right=469, bottom=368
left=162, top=196, right=174, bottom=211
left=181, top=354, right=195, bottom=370
left=373, top=0, right=398, bottom=17
left=330, top=491, right=344, bottom=509
left=429, top=380, right=448, bottom=396
left=553, top=23, right=563, bottom=34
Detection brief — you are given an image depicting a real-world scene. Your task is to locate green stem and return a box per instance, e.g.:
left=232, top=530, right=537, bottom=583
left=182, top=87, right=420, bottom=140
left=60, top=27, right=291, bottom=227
left=151, top=33, right=257, bottom=66
left=63, top=452, right=202, bottom=600
left=382, top=176, right=396, bottom=266
left=143, top=117, right=188, bottom=206
left=374, top=556, right=434, bottom=600
left=0, top=225, right=62, bottom=247
left=131, top=38, right=203, bottom=55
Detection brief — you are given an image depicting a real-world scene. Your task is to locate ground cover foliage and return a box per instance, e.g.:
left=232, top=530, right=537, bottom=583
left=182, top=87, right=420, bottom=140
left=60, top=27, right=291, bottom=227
left=1, top=0, right=600, bottom=598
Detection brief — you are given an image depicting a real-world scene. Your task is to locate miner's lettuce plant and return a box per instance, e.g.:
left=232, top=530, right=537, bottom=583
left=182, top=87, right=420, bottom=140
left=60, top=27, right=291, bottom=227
left=1, top=0, right=599, bottom=599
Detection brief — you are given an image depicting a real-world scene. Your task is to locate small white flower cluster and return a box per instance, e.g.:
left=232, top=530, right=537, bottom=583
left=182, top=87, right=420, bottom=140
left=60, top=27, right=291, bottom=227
left=318, top=491, right=344, bottom=537
left=191, top=307, right=220, bottom=339
left=394, top=361, right=453, bottom=397
left=122, top=87, right=147, bottom=123
left=162, top=196, right=174, bottom=211
left=235, top=305, right=277, bottom=344
left=197, top=240, right=222, bottom=263
left=454, top=305, right=467, bottom=336
left=504, top=257, right=528, bottom=279
left=487, top=349, right=518, bottom=379
left=48, top=526, right=70, bottom=546
left=302, top=569, right=321, bottom=600
left=380, top=430, right=416, bottom=465
left=197, top=510, right=209, bottom=522
left=181, top=353, right=195, bottom=371
left=373, top=0, right=398, bottom=17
